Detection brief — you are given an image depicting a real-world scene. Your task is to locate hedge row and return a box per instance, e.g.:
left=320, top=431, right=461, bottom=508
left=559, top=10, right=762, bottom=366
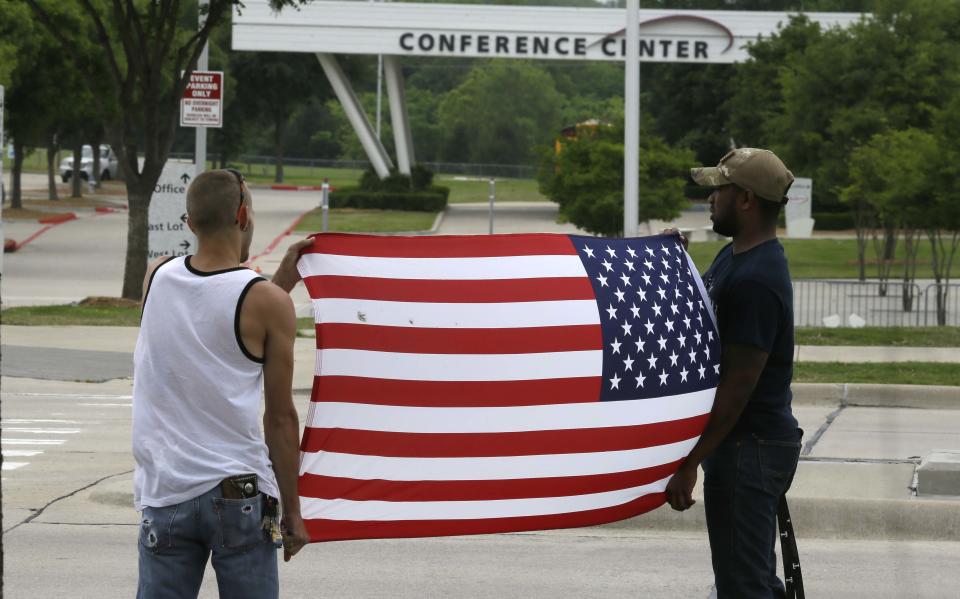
left=330, top=186, right=450, bottom=212
left=812, top=211, right=855, bottom=230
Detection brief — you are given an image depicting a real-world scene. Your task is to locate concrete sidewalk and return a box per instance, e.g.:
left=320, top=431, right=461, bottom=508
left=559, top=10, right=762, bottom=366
left=3, top=324, right=960, bottom=541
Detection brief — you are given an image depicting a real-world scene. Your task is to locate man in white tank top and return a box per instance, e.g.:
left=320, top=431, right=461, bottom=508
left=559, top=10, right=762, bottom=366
left=133, top=169, right=311, bottom=598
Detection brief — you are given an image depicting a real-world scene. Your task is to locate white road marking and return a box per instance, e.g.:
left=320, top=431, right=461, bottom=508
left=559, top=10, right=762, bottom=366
left=79, top=403, right=131, bottom=407
left=3, top=450, right=43, bottom=457
left=2, top=419, right=80, bottom=424
left=1, top=439, right=66, bottom=446
left=2, top=428, right=81, bottom=434
left=2, top=393, right=132, bottom=399
left=2, top=462, right=29, bottom=471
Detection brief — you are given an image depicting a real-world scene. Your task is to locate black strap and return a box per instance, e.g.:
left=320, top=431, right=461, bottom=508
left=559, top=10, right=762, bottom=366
left=778, top=495, right=804, bottom=599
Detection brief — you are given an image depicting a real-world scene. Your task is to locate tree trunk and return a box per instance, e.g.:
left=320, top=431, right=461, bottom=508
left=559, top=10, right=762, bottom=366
left=46, top=137, right=59, bottom=201
left=92, top=134, right=103, bottom=189
left=853, top=198, right=871, bottom=282
left=11, top=139, right=25, bottom=210
left=273, top=118, right=286, bottom=184
left=71, top=141, right=84, bottom=198
left=121, top=182, right=151, bottom=300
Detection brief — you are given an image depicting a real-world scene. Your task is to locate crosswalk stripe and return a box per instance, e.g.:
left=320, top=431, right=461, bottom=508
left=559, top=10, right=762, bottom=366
left=1, top=439, right=66, bottom=446
left=2, top=450, right=43, bottom=457
left=3, top=428, right=81, bottom=434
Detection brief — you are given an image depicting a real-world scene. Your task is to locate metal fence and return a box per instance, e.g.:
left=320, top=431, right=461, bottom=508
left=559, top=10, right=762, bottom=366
left=794, top=280, right=960, bottom=327
left=169, top=154, right=538, bottom=180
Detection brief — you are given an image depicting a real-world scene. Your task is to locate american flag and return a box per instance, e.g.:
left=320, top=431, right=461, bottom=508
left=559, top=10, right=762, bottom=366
left=296, top=232, right=720, bottom=542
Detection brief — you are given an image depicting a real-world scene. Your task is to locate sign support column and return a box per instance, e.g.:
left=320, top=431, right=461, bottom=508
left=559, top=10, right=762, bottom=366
left=0, top=85, right=5, bottom=275
left=196, top=0, right=209, bottom=177
left=623, top=0, right=640, bottom=238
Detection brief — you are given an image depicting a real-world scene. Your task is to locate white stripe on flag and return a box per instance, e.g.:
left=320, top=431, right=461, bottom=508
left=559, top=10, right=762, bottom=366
left=300, top=438, right=696, bottom=481
left=311, top=299, right=601, bottom=328
left=317, top=349, right=603, bottom=381
left=299, top=253, right=587, bottom=280
left=307, top=389, right=713, bottom=433
left=300, top=476, right=671, bottom=521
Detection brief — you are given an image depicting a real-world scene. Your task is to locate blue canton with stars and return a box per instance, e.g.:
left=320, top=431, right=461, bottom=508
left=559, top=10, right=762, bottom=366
left=573, top=234, right=722, bottom=401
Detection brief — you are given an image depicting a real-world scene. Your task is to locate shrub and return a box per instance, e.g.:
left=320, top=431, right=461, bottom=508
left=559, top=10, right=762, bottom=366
left=812, top=211, right=854, bottom=231
left=330, top=188, right=448, bottom=212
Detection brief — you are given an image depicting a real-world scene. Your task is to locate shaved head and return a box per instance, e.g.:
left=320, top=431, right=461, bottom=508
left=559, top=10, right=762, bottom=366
left=186, top=170, right=246, bottom=235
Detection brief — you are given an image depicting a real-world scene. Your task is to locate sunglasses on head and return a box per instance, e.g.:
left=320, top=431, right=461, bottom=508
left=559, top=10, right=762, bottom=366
left=225, top=168, right=245, bottom=223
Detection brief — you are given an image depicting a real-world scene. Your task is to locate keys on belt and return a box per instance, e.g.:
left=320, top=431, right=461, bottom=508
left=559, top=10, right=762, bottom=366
left=220, top=474, right=259, bottom=499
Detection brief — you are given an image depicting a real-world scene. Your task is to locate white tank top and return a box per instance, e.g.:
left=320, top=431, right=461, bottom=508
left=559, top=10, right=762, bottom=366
left=132, top=256, right=280, bottom=510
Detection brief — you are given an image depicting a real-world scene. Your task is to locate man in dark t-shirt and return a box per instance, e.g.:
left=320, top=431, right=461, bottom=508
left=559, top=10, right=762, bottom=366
left=665, top=148, right=803, bottom=599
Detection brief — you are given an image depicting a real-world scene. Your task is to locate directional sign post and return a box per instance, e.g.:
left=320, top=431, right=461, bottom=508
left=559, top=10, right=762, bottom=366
left=149, top=162, right=198, bottom=261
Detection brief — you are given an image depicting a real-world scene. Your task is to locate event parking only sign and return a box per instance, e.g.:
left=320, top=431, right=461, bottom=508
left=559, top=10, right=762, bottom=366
left=180, top=71, right=223, bottom=127
left=149, top=162, right=198, bottom=261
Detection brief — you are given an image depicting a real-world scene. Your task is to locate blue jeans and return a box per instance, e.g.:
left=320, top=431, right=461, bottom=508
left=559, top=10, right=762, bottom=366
left=703, top=432, right=802, bottom=599
left=137, top=485, right=281, bottom=599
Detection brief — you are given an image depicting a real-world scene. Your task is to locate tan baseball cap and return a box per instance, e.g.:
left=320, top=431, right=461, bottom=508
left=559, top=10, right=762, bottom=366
left=690, top=148, right=795, bottom=203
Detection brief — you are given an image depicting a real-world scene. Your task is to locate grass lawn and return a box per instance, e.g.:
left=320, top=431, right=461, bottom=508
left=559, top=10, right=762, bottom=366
left=242, top=165, right=364, bottom=189
left=436, top=175, right=547, bottom=203
left=795, top=326, right=960, bottom=347
left=687, top=238, right=940, bottom=279
left=794, top=362, right=960, bottom=386
left=1, top=304, right=141, bottom=326
left=295, top=208, right=437, bottom=234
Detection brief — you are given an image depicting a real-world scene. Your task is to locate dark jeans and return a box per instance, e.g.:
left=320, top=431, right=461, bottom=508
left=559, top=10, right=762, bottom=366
left=137, top=486, right=281, bottom=599
left=703, top=431, right=802, bottom=599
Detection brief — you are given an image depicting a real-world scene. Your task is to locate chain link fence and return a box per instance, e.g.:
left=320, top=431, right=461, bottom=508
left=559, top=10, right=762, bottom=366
left=794, top=280, right=960, bottom=327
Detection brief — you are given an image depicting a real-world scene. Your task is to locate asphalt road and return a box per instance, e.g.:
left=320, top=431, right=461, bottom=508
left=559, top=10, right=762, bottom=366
left=3, top=381, right=959, bottom=599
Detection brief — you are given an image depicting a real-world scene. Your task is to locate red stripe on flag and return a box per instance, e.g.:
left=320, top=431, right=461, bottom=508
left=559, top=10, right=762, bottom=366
left=312, top=376, right=601, bottom=407
left=300, top=415, right=707, bottom=456
left=315, top=323, right=602, bottom=354
left=303, top=233, right=578, bottom=258
left=303, top=492, right=667, bottom=542
left=303, top=275, right=595, bottom=302
left=299, top=461, right=682, bottom=502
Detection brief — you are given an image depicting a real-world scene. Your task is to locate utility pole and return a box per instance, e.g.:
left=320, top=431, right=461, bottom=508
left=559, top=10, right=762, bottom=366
left=623, top=0, right=640, bottom=238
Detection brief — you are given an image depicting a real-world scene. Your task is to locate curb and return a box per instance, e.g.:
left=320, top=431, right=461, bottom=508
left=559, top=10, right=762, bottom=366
left=429, top=209, right=446, bottom=234
left=270, top=184, right=335, bottom=191
left=792, top=383, right=960, bottom=409
left=600, top=494, right=960, bottom=541
left=37, top=212, right=78, bottom=224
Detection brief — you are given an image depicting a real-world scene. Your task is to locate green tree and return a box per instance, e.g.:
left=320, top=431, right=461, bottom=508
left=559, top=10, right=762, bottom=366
left=438, top=61, right=562, bottom=165
left=24, top=0, right=308, bottom=299
left=731, top=0, right=960, bottom=214
left=538, top=119, right=693, bottom=236
left=229, top=51, right=325, bottom=182
left=843, top=128, right=937, bottom=301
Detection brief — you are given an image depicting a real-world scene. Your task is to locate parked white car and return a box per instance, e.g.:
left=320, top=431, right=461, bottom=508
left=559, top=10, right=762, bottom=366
left=60, top=144, right=120, bottom=182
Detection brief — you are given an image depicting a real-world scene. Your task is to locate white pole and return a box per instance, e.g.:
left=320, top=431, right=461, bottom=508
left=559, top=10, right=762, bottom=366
left=383, top=55, right=414, bottom=174
left=196, top=0, right=209, bottom=177
left=623, top=0, right=640, bottom=238
left=0, top=85, right=5, bottom=276
left=376, top=54, right=383, bottom=140
left=321, top=179, right=330, bottom=233
left=488, top=178, right=495, bottom=235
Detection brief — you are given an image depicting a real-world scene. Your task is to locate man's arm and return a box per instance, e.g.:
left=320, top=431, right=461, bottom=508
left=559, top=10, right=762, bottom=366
left=664, top=343, right=768, bottom=511
left=140, top=257, right=171, bottom=307
left=271, top=237, right=315, bottom=293
left=250, top=282, right=310, bottom=561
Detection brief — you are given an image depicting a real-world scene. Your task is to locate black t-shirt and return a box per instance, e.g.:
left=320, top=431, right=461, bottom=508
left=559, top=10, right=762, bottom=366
left=703, top=238, right=799, bottom=440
